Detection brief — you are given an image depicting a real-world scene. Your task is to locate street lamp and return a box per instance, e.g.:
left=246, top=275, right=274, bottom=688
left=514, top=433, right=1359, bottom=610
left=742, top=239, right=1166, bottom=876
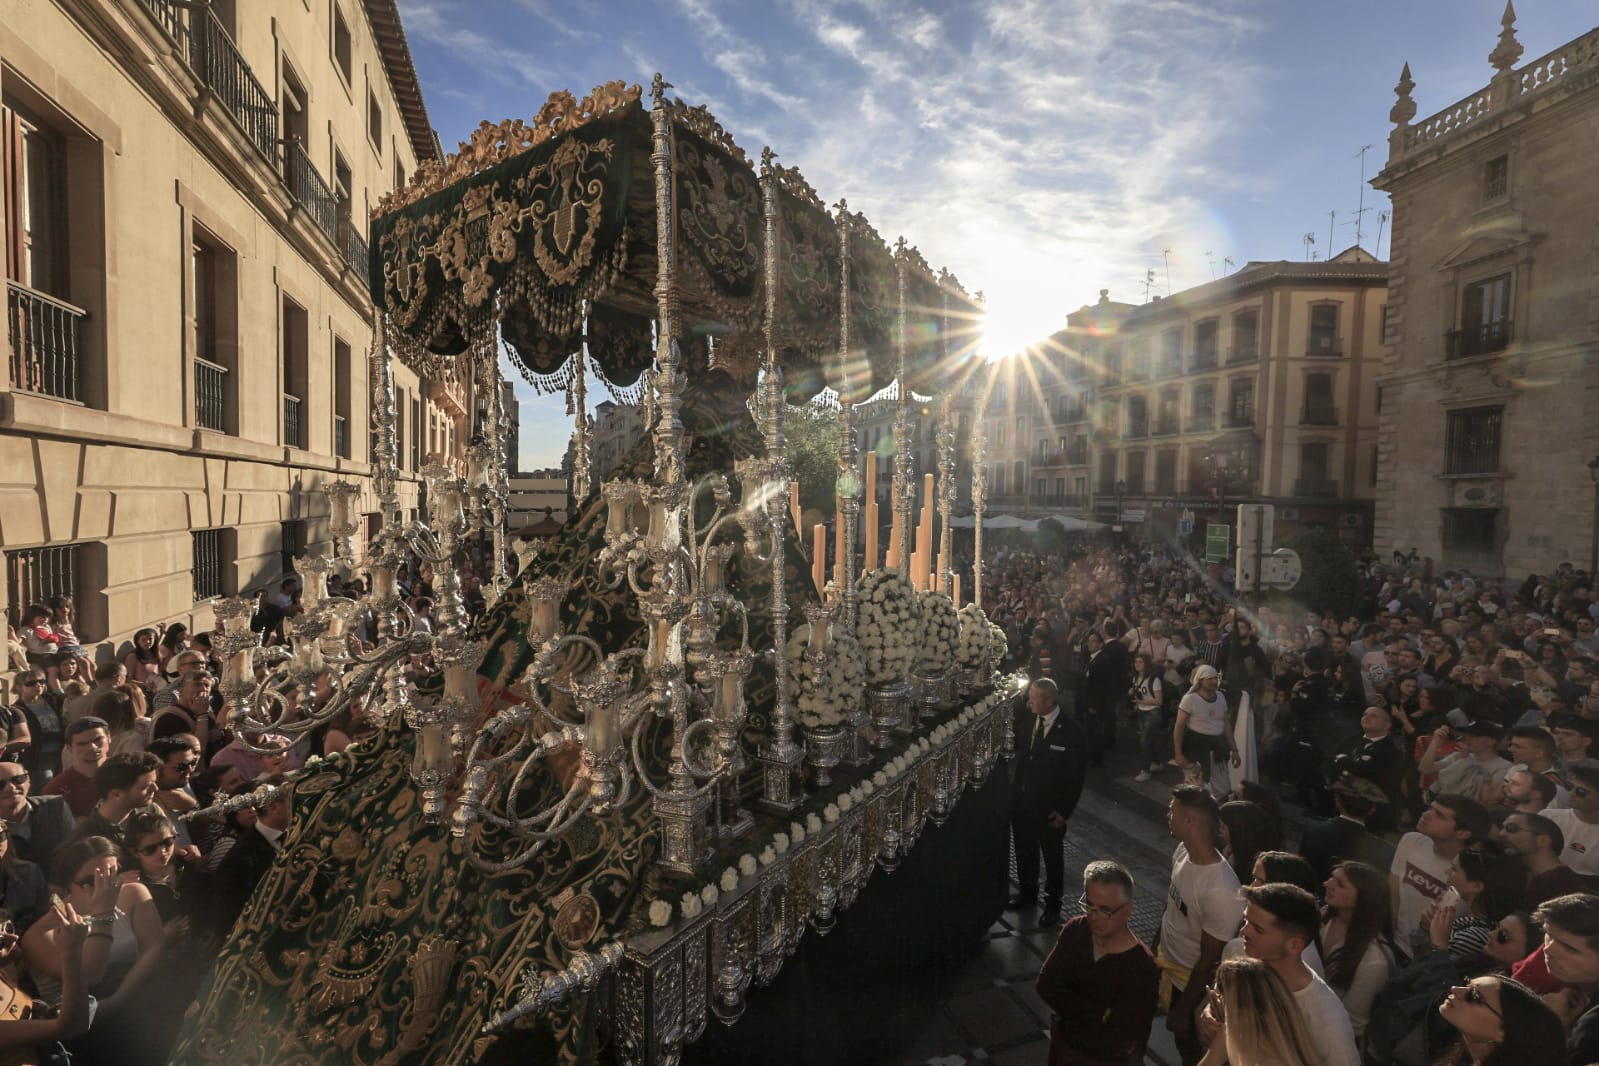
left=1587, top=455, right=1599, bottom=573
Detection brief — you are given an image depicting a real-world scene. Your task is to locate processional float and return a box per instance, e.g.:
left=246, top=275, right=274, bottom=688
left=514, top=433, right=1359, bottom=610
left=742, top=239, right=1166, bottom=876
left=170, top=76, right=1019, bottom=1066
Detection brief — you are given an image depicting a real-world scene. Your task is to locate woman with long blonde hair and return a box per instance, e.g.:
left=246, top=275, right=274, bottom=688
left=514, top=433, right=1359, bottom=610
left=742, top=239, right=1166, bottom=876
left=1198, top=957, right=1319, bottom=1065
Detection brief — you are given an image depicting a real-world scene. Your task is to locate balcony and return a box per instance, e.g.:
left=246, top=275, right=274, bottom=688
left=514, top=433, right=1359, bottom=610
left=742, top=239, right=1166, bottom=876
left=7, top=281, right=87, bottom=402
left=1293, top=477, right=1339, bottom=498
left=339, top=217, right=370, bottom=281
left=1029, top=492, right=1089, bottom=509
left=283, top=393, right=303, bottom=449
left=1190, top=350, right=1219, bottom=372
left=1223, top=413, right=1255, bottom=429
left=1189, top=413, right=1216, bottom=432
left=1123, top=420, right=1148, bottom=439
left=194, top=358, right=228, bottom=431
left=1446, top=320, right=1513, bottom=360
left=1306, top=335, right=1343, bottom=358
left=1228, top=345, right=1259, bottom=365
left=1152, top=419, right=1180, bottom=437
left=287, top=142, right=339, bottom=244
left=1301, top=405, right=1339, bottom=426
left=191, top=9, right=279, bottom=164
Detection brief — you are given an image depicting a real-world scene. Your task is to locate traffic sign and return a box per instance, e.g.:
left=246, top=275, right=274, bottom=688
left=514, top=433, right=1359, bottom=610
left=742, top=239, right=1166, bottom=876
left=1261, top=548, right=1303, bottom=590
left=1205, top=524, right=1230, bottom=563
left=1178, top=509, right=1195, bottom=536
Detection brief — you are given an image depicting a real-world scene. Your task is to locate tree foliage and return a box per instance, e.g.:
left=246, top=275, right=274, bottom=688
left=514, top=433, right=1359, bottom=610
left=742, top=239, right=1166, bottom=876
left=1035, top=517, right=1070, bottom=554
left=785, top=401, right=845, bottom=516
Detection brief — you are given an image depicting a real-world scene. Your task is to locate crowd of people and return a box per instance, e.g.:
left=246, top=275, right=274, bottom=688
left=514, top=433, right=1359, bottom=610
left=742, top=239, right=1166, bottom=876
left=0, top=559, right=469, bottom=1064
left=997, top=544, right=1599, bottom=1065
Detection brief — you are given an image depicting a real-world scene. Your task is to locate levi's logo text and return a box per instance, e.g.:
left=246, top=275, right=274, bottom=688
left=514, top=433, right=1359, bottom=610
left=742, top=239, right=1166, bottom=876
left=1403, top=863, right=1446, bottom=901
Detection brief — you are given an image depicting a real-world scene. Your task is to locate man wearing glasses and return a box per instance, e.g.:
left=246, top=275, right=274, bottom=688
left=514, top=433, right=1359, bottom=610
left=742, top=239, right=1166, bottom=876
left=1539, top=759, right=1599, bottom=876
left=0, top=761, right=73, bottom=864
left=1035, top=860, right=1158, bottom=1066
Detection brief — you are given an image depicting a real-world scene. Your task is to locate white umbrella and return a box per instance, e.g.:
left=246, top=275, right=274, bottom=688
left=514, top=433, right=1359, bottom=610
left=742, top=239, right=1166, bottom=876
left=985, top=514, right=1031, bottom=529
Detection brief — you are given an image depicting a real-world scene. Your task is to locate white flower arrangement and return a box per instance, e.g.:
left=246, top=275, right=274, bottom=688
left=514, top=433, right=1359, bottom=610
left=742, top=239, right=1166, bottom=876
left=916, top=590, right=960, bottom=674
left=987, top=622, right=1008, bottom=669
left=681, top=891, right=703, bottom=919
left=838, top=793, right=854, bottom=813
left=739, top=854, right=758, bottom=877
left=857, top=569, right=924, bottom=684
left=720, top=867, right=739, bottom=892
left=957, top=604, right=992, bottom=670
left=701, top=884, right=719, bottom=907
left=860, top=780, right=875, bottom=797
left=824, top=803, right=840, bottom=823
left=789, top=820, right=806, bottom=844
left=872, top=770, right=887, bottom=787
left=773, top=832, right=790, bottom=854
left=785, top=622, right=867, bottom=729
left=806, top=813, right=823, bottom=834
left=650, top=900, right=673, bottom=927
left=759, top=845, right=777, bottom=867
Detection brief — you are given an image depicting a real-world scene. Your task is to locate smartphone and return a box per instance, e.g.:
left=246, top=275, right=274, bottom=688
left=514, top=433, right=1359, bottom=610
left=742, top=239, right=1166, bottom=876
left=1439, top=886, right=1462, bottom=911
left=1545, top=628, right=1563, bottom=637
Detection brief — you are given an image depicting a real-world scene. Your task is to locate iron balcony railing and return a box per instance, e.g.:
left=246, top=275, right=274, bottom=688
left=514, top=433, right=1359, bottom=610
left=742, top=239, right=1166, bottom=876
left=7, top=281, right=86, bottom=402
left=195, top=357, right=228, bottom=431
left=192, top=10, right=278, bottom=163
left=334, top=415, right=349, bottom=458
left=286, top=142, right=339, bottom=243
left=1191, top=349, right=1219, bottom=371
left=135, top=0, right=189, bottom=46
left=338, top=217, right=369, bottom=279
left=283, top=393, right=303, bottom=449
left=1302, top=405, right=1339, bottom=426
left=1306, top=334, right=1343, bottom=357
left=1152, top=419, right=1180, bottom=437
left=1189, top=413, right=1216, bottom=431
left=1223, top=412, right=1255, bottom=429
left=1228, top=344, right=1259, bottom=364
left=1123, top=420, right=1148, bottom=439
left=1446, top=320, right=1513, bottom=360
left=1294, top=477, right=1340, bottom=498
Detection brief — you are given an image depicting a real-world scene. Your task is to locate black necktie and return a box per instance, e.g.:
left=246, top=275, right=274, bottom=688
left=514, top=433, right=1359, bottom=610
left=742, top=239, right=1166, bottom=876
left=1032, top=716, right=1046, bottom=750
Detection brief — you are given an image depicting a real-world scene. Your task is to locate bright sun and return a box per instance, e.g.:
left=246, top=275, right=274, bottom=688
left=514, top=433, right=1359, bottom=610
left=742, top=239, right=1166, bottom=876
left=975, top=277, right=1069, bottom=360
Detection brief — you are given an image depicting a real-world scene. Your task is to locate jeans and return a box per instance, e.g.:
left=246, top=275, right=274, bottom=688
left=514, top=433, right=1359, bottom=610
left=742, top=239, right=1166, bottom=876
left=1138, top=708, right=1164, bottom=766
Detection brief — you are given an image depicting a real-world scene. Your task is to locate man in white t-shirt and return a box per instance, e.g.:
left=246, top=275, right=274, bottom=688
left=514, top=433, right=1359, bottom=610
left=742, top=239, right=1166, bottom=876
left=1390, top=794, right=1490, bottom=949
left=1541, top=758, right=1599, bottom=875
left=1203, top=883, right=1358, bottom=1066
left=1156, top=785, right=1243, bottom=1065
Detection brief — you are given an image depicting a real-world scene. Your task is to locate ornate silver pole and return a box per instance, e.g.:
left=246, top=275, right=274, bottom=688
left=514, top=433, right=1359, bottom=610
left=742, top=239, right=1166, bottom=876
left=834, top=201, right=860, bottom=629
left=646, top=73, right=711, bottom=866
left=757, top=147, right=802, bottom=810
left=892, top=238, right=914, bottom=582
left=370, top=314, right=410, bottom=723
left=971, top=399, right=988, bottom=610
left=936, top=273, right=955, bottom=596
left=571, top=308, right=592, bottom=501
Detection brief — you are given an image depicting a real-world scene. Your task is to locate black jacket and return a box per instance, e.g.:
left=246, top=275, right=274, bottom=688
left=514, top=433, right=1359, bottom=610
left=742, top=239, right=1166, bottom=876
left=1298, top=815, right=1396, bottom=883
left=208, top=825, right=280, bottom=937
left=1012, top=705, right=1088, bottom=821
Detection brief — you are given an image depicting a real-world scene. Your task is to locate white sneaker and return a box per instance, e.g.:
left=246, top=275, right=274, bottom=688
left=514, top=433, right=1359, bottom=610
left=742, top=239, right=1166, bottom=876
left=1133, top=770, right=1152, bottom=782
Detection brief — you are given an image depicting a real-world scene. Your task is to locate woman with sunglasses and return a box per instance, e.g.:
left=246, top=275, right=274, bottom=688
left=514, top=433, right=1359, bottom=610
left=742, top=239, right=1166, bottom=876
left=5, top=674, right=58, bottom=789
left=1320, top=861, right=1399, bottom=1044
left=1425, top=849, right=1526, bottom=965
left=124, top=809, right=198, bottom=929
left=1433, top=976, right=1564, bottom=1065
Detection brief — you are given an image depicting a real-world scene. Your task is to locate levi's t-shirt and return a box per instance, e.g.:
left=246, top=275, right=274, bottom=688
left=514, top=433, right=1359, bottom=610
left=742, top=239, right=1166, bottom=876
left=1160, top=842, right=1244, bottom=982
left=1390, top=832, right=1453, bottom=943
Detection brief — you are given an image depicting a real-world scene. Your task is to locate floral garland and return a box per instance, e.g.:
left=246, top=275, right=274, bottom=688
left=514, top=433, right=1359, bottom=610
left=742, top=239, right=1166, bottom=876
left=956, top=604, right=991, bottom=670
left=644, top=679, right=1022, bottom=927
left=916, top=590, right=959, bottom=675
left=784, top=623, right=867, bottom=729
left=987, top=622, right=1008, bottom=670
left=856, top=569, right=923, bottom=685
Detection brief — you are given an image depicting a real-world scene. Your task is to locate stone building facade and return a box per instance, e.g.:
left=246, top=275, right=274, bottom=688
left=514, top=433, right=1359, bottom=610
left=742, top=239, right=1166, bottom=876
left=1373, top=8, right=1599, bottom=576
left=0, top=0, right=451, bottom=653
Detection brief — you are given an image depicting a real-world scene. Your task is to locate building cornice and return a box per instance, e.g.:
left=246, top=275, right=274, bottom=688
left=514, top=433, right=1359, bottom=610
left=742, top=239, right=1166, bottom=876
left=360, top=0, right=440, bottom=163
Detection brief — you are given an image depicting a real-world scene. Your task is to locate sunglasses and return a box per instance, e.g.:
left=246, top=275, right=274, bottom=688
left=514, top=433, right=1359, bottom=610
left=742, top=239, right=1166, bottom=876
left=173, top=760, right=198, bottom=773
left=18, top=681, right=41, bottom=689
left=138, top=836, right=177, bottom=857
left=0, top=775, right=29, bottom=791
left=1462, top=984, right=1502, bottom=1019
left=1078, top=896, right=1129, bottom=918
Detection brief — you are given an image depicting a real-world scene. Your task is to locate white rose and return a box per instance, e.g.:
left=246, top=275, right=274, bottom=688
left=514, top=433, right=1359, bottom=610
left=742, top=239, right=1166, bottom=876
left=824, top=803, right=840, bottom=822
left=807, top=813, right=823, bottom=833
left=759, top=845, right=777, bottom=866
left=739, top=854, right=758, bottom=877
left=773, top=832, right=790, bottom=854
left=680, top=892, right=702, bottom=919
left=649, top=900, right=673, bottom=927
left=721, top=867, right=739, bottom=892
left=702, top=884, right=719, bottom=906
left=790, top=822, right=806, bottom=844
left=861, top=780, right=875, bottom=796
left=838, top=794, right=854, bottom=812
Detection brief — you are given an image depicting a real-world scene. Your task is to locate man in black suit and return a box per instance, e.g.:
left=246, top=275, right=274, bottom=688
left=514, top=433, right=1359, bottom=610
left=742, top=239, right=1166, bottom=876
left=1081, top=628, right=1129, bottom=767
left=1297, top=772, right=1396, bottom=883
left=209, top=775, right=291, bottom=937
left=1010, top=678, right=1089, bottom=926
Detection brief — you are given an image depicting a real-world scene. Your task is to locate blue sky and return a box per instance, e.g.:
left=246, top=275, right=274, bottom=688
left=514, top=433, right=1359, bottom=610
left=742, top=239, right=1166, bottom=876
left=394, top=0, right=1596, bottom=470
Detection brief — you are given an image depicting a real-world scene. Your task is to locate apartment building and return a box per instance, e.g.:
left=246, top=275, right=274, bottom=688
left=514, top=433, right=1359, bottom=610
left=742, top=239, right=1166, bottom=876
left=1373, top=9, right=1599, bottom=575
left=0, top=0, right=449, bottom=651
left=1051, top=255, right=1387, bottom=547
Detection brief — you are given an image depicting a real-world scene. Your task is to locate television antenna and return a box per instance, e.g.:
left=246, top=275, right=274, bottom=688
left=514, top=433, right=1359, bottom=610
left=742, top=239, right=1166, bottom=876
left=1223, top=256, right=1235, bottom=274
left=1142, top=268, right=1156, bottom=303
left=1376, top=210, right=1390, bottom=259
left=1303, top=232, right=1316, bottom=261
left=1350, top=144, right=1375, bottom=250
left=1162, top=248, right=1172, bottom=297
left=1205, top=250, right=1217, bottom=280
left=1327, top=210, right=1336, bottom=256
